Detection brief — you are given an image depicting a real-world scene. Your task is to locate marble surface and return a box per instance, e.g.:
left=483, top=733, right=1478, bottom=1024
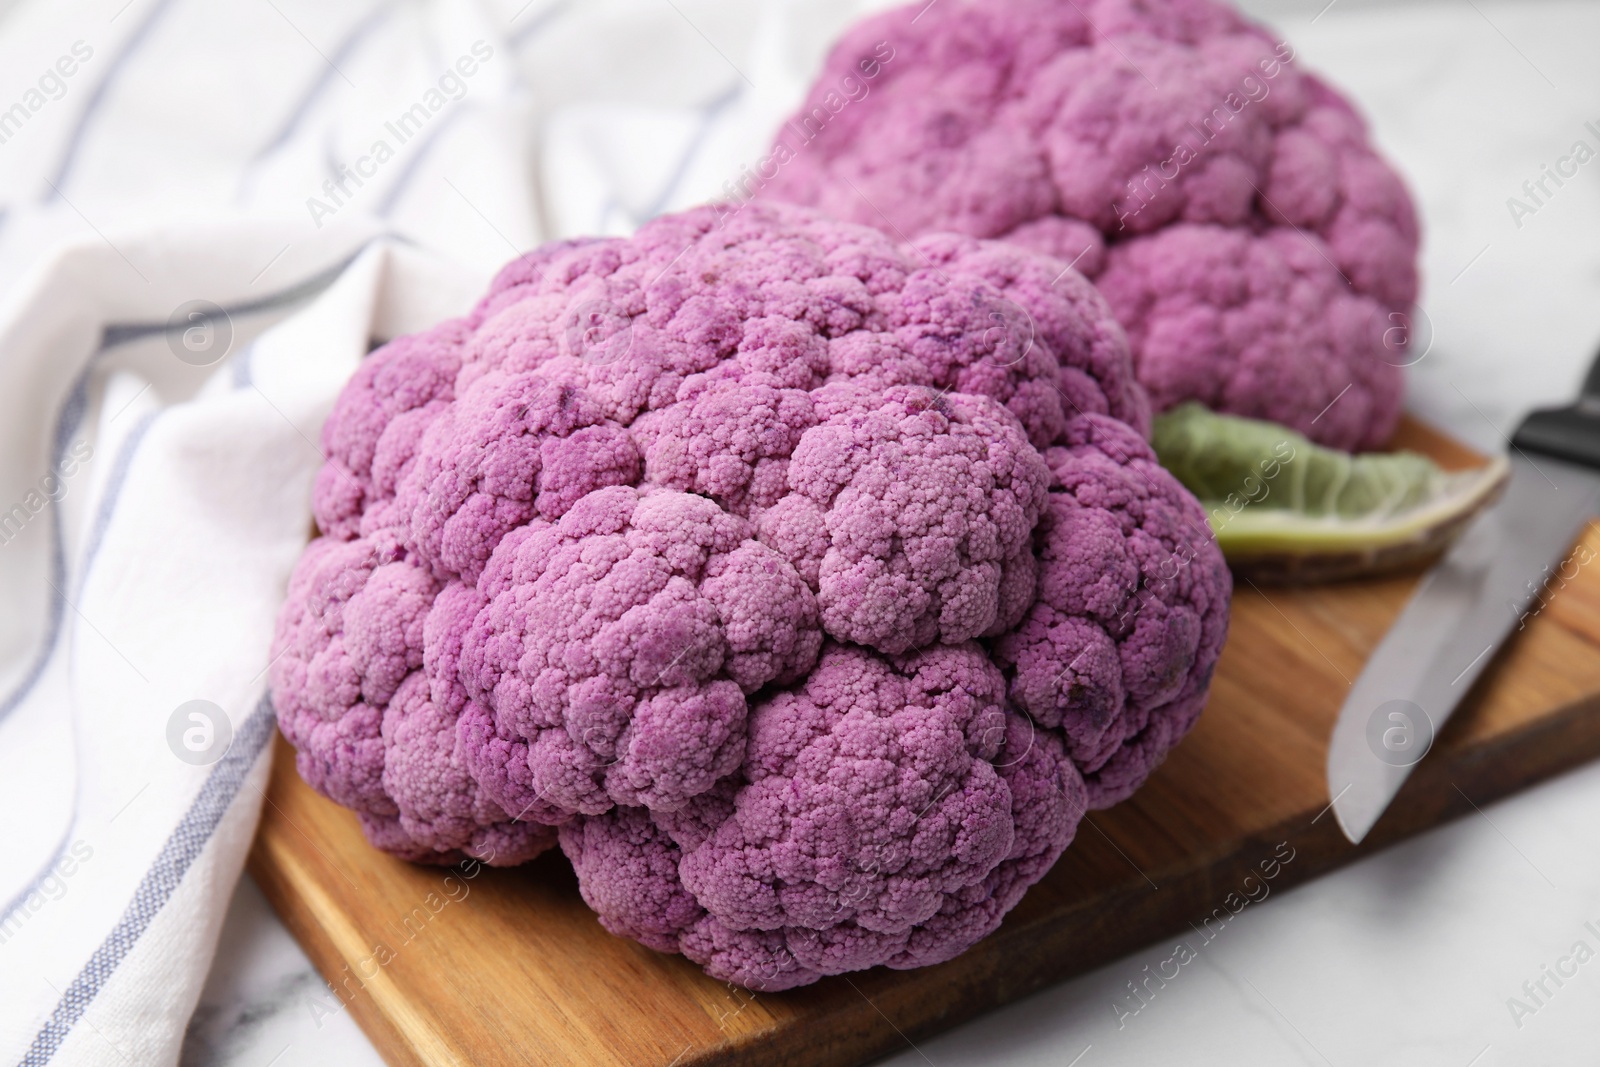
left=181, top=877, right=380, bottom=1067
left=880, top=758, right=1600, bottom=1067
left=189, top=1, right=1600, bottom=1064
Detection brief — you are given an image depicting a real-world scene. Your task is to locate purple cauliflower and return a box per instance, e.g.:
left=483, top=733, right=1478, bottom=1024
left=271, top=201, right=1231, bottom=985
left=759, top=0, right=1419, bottom=450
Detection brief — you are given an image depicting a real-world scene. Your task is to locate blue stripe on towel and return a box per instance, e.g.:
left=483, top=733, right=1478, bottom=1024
left=247, top=0, right=398, bottom=166
left=45, top=0, right=180, bottom=199
left=16, top=698, right=278, bottom=1067
left=510, top=0, right=574, bottom=47
left=0, top=247, right=363, bottom=734
left=0, top=244, right=378, bottom=1062
left=0, top=407, right=162, bottom=928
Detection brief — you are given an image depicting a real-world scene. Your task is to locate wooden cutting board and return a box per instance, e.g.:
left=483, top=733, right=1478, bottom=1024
left=249, top=417, right=1600, bottom=1067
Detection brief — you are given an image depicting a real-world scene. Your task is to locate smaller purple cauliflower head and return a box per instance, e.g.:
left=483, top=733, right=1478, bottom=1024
left=1094, top=224, right=1400, bottom=455
left=271, top=200, right=1232, bottom=985
left=759, top=0, right=1419, bottom=450
left=562, top=643, right=1087, bottom=990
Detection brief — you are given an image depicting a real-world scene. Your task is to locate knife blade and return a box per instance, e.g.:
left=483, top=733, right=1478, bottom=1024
left=1327, top=358, right=1600, bottom=844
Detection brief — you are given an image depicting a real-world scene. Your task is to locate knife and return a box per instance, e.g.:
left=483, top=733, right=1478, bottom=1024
left=1327, top=350, right=1600, bottom=844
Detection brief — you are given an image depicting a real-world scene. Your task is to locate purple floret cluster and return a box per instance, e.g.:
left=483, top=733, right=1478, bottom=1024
left=271, top=202, right=1230, bottom=989
left=759, top=0, right=1419, bottom=450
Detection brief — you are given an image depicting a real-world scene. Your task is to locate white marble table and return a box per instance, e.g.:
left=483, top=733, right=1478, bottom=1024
left=186, top=2, right=1600, bottom=1063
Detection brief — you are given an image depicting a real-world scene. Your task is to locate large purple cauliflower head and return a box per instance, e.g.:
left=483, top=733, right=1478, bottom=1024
left=759, top=0, right=1419, bottom=450
left=271, top=201, right=1231, bottom=986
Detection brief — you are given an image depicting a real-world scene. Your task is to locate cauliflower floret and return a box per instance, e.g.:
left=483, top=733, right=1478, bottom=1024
left=313, top=320, right=466, bottom=541
left=631, top=377, right=818, bottom=517
left=399, top=371, right=642, bottom=584
left=906, top=233, right=1150, bottom=442
left=681, top=643, right=1019, bottom=938
left=557, top=789, right=732, bottom=955
left=761, top=0, right=1418, bottom=448
left=995, top=414, right=1231, bottom=807
left=561, top=643, right=1086, bottom=990
left=760, top=384, right=1049, bottom=653
left=457, top=485, right=821, bottom=817
left=1096, top=224, right=1400, bottom=451
left=272, top=535, right=397, bottom=814
left=269, top=536, right=553, bottom=864
left=366, top=672, right=555, bottom=866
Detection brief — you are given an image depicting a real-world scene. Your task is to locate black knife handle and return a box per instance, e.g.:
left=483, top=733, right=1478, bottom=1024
left=1511, top=344, right=1600, bottom=470
left=1583, top=343, right=1600, bottom=404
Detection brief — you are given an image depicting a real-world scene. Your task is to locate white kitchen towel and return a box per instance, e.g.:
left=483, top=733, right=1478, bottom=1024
left=0, top=221, right=492, bottom=1066
left=0, top=2, right=554, bottom=1062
